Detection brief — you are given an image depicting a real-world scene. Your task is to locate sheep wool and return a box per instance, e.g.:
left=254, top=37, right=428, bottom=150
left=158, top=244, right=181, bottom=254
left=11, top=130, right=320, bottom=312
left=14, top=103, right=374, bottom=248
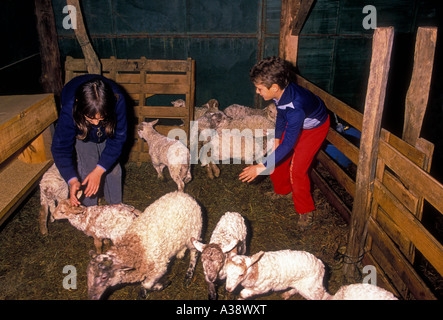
left=324, top=283, right=398, bottom=300
left=87, top=191, right=203, bottom=300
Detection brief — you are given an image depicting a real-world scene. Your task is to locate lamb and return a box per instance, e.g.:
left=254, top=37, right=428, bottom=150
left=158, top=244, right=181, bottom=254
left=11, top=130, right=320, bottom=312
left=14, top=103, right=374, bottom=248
left=323, top=283, right=398, bottom=300
left=39, top=164, right=68, bottom=235
left=52, top=199, right=141, bottom=253
left=224, top=102, right=277, bottom=123
left=224, top=249, right=327, bottom=300
left=191, top=211, right=248, bottom=300
left=138, top=119, right=192, bottom=191
left=86, top=191, right=203, bottom=300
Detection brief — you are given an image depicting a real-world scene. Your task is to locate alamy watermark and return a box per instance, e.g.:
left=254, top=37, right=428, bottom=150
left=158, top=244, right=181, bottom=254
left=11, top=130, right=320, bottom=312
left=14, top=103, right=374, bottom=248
left=362, top=5, right=377, bottom=30
left=62, top=265, right=77, bottom=290
left=62, top=5, right=77, bottom=30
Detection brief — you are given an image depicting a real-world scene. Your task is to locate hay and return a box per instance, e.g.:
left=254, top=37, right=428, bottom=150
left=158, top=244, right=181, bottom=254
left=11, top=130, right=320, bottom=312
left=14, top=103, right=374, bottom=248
left=0, top=162, right=349, bottom=300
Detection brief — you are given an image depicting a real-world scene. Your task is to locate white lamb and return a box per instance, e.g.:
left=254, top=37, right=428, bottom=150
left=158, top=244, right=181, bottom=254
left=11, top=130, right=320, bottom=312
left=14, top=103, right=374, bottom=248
left=138, top=119, right=192, bottom=191
left=52, top=199, right=141, bottom=253
left=225, top=249, right=327, bottom=300
left=191, top=211, right=248, bottom=300
left=323, top=283, right=398, bottom=300
left=224, top=102, right=277, bottom=123
left=39, top=163, right=68, bottom=235
left=86, top=191, right=203, bottom=300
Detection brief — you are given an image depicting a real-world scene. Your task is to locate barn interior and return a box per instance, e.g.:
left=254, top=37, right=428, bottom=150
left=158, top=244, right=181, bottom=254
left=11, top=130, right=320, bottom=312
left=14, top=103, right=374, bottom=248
left=0, top=0, right=442, bottom=301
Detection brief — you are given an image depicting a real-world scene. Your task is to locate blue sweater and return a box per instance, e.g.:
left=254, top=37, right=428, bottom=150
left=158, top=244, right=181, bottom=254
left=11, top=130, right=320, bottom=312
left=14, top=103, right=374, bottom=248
left=263, top=82, right=328, bottom=169
left=51, top=74, right=128, bottom=183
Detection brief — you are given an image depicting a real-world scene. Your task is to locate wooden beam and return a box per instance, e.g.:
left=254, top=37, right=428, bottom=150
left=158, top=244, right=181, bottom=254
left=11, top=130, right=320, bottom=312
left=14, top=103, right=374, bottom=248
left=344, top=27, right=394, bottom=278
left=279, top=0, right=314, bottom=66
left=402, top=27, right=437, bottom=146
left=34, top=0, right=63, bottom=96
left=66, top=0, right=101, bottom=75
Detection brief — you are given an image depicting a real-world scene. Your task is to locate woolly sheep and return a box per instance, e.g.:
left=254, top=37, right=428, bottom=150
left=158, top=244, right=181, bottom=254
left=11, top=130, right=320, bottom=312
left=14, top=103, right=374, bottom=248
left=191, top=211, right=248, bottom=300
left=209, top=112, right=275, bottom=136
left=86, top=191, right=203, bottom=300
left=52, top=199, right=141, bottom=253
left=224, top=102, right=277, bottom=123
left=225, top=249, right=327, bottom=300
left=137, top=119, right=192, bottom=191
left=199, top=129, right=274, bottom=167
left=323, top=283, right=398, bottom=300
left=39, top=164, right=68, bottom=235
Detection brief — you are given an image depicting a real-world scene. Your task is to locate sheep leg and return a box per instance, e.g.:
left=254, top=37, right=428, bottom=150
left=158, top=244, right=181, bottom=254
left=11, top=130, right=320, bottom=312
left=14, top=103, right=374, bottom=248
left=239, top=288, right=266, bottom=300
left=39, top=204, right=49, bottom=235
left=153, top=163, right=166, bottom=181
left=93, top=237, right=103, bottom=253
left=281, top=288, right=298, bottom=300
left=183, top=248, right=199, bottom=287
left=209, top=162, right=220, bottom=178
left=207, top=281, right=218, bottom=300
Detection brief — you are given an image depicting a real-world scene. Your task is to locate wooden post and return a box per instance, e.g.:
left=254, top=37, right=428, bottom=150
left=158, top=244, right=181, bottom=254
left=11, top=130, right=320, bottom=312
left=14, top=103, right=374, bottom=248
left=402, top=27, right=437, bottom=147
left=343, top=27, right=395, bottom=279
left=279, top=0, right=314, bottom=66
left=66, top=0, right=101, bottom=75
left=34, top=0, right=63, bottom=96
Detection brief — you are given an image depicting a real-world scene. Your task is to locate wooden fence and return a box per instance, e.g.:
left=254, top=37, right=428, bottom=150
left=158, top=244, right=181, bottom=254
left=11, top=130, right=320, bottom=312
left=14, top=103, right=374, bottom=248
left=298, top=27, right=442, bottom=299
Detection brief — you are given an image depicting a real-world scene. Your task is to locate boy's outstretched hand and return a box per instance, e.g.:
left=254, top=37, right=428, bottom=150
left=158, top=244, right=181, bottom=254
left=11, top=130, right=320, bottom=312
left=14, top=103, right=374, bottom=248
left=239, top=163, right=266, bottom=183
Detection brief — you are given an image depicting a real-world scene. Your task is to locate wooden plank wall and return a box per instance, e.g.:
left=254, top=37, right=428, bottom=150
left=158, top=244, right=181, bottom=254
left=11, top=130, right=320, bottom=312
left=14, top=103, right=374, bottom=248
left=294, top=27, right=442, bottom=299
left=64, top=56, right=195, bottom=163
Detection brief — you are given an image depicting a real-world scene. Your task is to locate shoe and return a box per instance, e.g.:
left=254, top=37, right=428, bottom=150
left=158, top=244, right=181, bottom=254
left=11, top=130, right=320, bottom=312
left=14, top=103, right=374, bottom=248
left=265, top=191, right=292, bottom=200
left=298, top=211, right=314, bottom=230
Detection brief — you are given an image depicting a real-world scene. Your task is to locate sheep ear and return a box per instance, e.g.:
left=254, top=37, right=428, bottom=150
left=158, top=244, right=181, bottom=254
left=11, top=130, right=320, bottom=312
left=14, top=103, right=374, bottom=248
left=247, top=251, right=264, bottom=268
left=221, top=239, right=238, bottom=254
left=190, top=237, right=206, bottom=252
left=72, top=205, right=85, bottom=215
left=150, top=119, right=159, bottom=126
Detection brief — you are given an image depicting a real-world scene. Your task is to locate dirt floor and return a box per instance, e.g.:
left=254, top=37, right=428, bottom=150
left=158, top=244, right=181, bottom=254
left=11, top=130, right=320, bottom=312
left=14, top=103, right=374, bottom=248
left=0, top=162, right=350, bottom=300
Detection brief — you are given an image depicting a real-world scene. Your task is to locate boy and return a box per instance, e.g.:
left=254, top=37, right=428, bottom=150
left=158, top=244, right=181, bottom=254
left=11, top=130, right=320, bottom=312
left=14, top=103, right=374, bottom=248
left=239, top=56, right=329, bottom=229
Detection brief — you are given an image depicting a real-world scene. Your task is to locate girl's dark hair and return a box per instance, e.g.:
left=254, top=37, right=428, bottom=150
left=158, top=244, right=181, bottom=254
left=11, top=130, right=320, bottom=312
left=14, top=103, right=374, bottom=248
left=73, top=78, right=117, bottom=140
left=249, top=56, right=291, bottom=89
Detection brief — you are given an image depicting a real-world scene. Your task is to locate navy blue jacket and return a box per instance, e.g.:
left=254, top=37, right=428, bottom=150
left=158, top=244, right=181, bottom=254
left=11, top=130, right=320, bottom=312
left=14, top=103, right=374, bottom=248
left=263, top=82, right=328, bottom=168
left=51, top=74, right=128, bottom=183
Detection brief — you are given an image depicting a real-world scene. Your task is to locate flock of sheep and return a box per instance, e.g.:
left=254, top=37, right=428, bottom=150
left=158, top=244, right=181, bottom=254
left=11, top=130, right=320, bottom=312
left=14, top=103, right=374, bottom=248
left=38, top=100, right=398, bottom=300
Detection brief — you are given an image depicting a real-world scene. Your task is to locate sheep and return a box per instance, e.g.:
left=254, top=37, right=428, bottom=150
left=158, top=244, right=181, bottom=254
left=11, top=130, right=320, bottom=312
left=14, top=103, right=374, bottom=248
left=39, top=163, right=68, bottom=235
left=171, top=98, right=219, bottom=120
left=199, top=128, right=274, bottom=167
left=224, top=102, right=277, bottom=123
left=191, top=211, right=248, bottom=300
left=52, top=199, right=141, bottom=253
left=86, top=191, right=203, bottom=300
left=137, top=119, right=192, bottom=191
left=323, top=283, right=398, bottom=300
left=224, top=249, right=327, bottom=300
left=209, top=112, right=275, bottom=137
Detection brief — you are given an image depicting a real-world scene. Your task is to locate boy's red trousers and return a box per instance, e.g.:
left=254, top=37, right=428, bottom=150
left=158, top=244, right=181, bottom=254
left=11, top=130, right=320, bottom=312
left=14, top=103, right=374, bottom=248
left=270, top=116, right=330, bottom=214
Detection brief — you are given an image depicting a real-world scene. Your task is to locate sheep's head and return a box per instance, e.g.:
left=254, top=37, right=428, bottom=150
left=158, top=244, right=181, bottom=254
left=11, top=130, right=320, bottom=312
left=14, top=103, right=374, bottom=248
left=52, top=199, right=85, bottom=220
left=137, top=120, right=159, bottom=140
left=87, top=250, right=134, bottom=300
left=209, top=112, right=230, bottom=129
left=191, top=238, right=239, bottom=283
left=171, top=99, right=186, bottom=108
left=265, top=103, right=277, bottom=122
left=225, top=251, right=264, bottom=292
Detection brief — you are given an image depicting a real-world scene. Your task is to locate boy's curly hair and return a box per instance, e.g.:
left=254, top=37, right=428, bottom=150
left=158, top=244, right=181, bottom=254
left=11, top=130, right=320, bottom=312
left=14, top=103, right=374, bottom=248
left=249, top=56, right=291, bottom=89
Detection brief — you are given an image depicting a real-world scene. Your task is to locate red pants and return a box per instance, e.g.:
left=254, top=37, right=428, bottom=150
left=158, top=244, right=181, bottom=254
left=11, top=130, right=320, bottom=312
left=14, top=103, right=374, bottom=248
left=270, top=116, right=330, bottom=214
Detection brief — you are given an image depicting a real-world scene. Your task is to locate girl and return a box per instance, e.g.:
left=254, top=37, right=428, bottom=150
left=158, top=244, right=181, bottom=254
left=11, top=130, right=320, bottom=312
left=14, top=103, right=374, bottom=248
left=51, top=75, right=128, bottom=207
left=239, top=57, right=330, bottom=229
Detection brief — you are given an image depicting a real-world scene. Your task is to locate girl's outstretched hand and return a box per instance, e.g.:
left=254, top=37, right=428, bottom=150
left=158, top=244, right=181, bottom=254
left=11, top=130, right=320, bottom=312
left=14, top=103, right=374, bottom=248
left=82, top=166, right=105, bottom=198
